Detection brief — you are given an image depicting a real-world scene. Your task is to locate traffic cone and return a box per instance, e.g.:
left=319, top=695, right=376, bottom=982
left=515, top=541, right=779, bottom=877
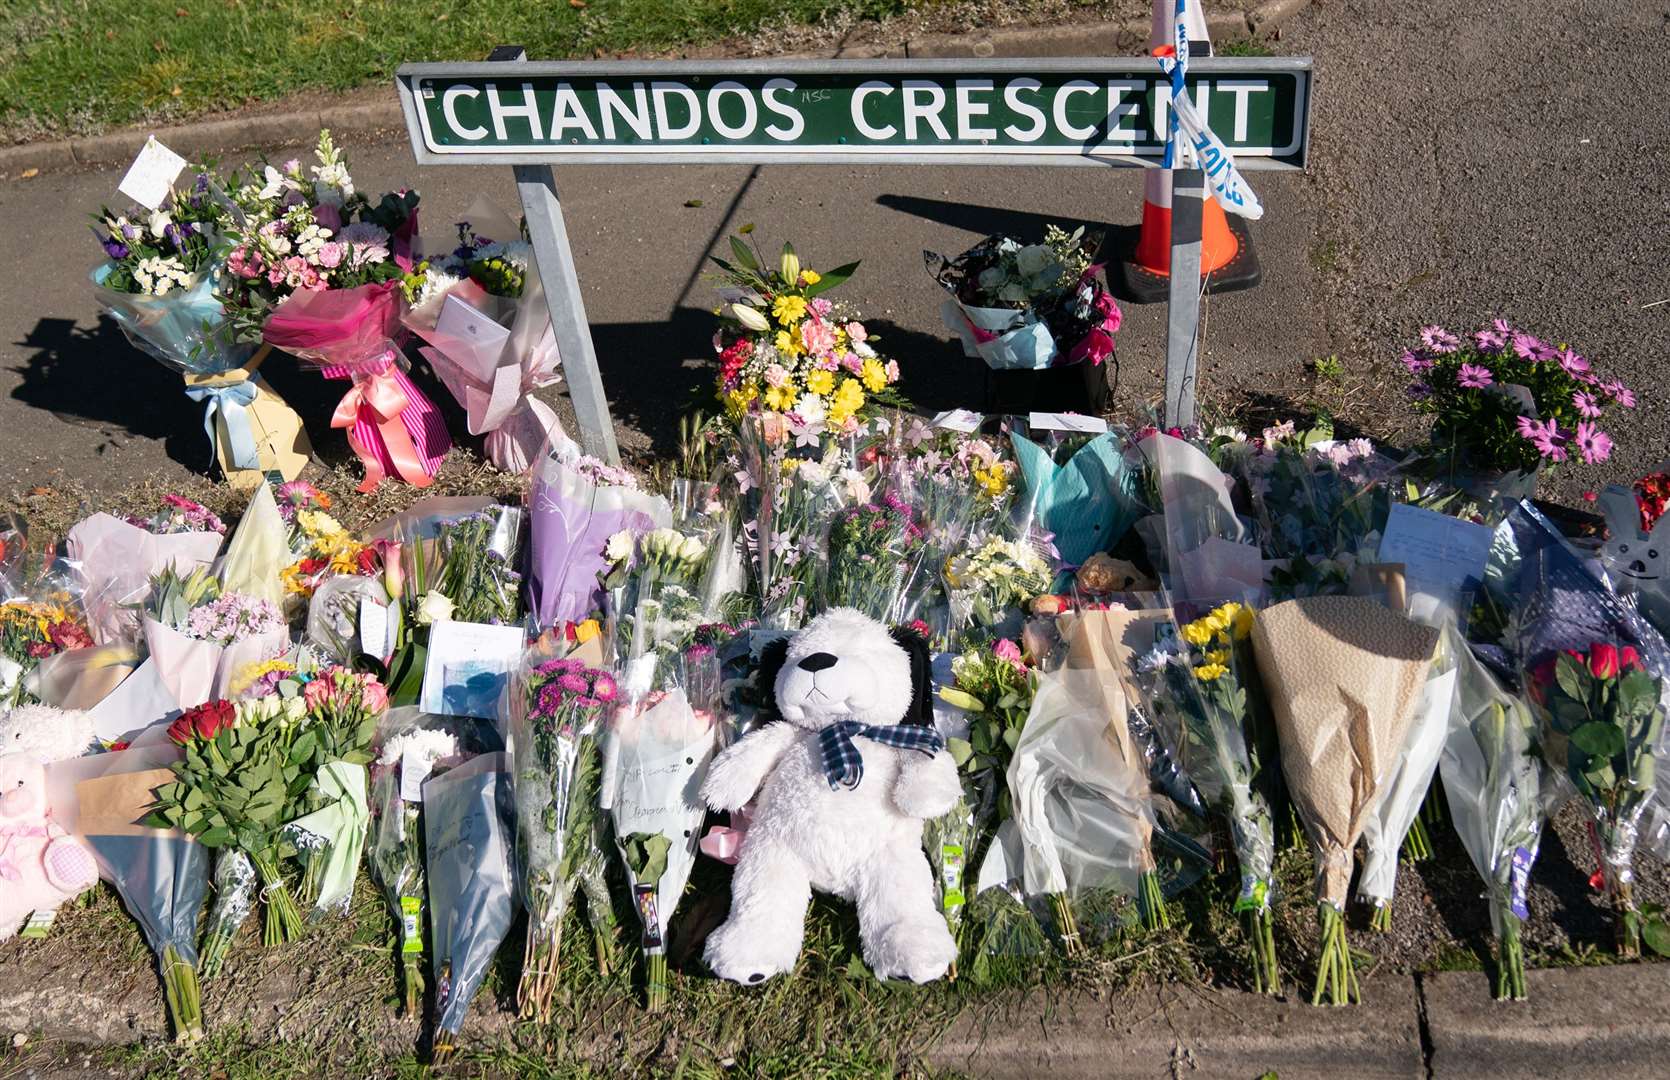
left=1120, top=0, right=1262, bottom=304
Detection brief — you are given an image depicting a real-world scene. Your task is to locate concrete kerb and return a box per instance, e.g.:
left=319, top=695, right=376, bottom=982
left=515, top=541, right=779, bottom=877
left=0, top=0, right=1312, bottom=179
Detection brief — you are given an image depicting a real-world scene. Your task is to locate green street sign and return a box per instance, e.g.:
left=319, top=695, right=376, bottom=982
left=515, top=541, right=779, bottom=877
left=395, top=58, right=1311, bottom=169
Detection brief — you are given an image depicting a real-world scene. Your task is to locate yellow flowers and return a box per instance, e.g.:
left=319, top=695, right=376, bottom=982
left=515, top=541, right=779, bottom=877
left=800, top=269, right=821, bottom=285
left=723, top=383, right=759, bottom=420
left=572, top=619, right=601, bottom=644
left=860, top=357, right=888, bottom=393
left=772, top=294, right=807, bottom=327
left=1206, top=649, right=1230, bottom=666
left=1194, top=663, right=1229, bottom=682
left=774, top=328, right=804, bottom=357
left=1182, top=622, right=1215, bottom=647
left=828, top=376, right=866, bottom=425
left=763, top=383, right=799, bottom=412
left=1232, top=604, right=1255, bottom=640
left=804, top=368, right=835, bottom=396
left=973, top=463, right=1011, bottom=499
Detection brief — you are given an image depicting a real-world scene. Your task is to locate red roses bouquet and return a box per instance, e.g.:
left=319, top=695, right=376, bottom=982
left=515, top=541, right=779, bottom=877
left=1526, top=641, right=1666, bottom=955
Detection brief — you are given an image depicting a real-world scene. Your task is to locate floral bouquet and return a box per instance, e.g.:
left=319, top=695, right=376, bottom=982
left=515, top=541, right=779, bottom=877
left=1358, top=632, right=1461, bottom=930
left=280, top=504, right=378, bottom=602
left=367, top=710, right=470, bottom=1015
left=735, top=418, right=850, bottom=628
left=1508, top=501, right=1670, bottom=956
left=431, top=506, right=524, bottom=626
left=282, top=668, right=386, bottom=916
left=1138, top=431, right=1264, bottom=603
left=89, top=174, right=312, bottom=485
left=145, top=696, right=311, bottom=945
left=67, top=500, right=225, bottom=644
left=945, top=534, right=1053, bottom=640
left=1439, top=639, right=1549, bottom=1000
left=1402, top=320, right=1632, bottom=481
left=1010, top=428, right=1143, bottom=567
left=1010, top=610, right=1167, bottom=950
left=600, top=650, right=721, bottom=1010
left=1251, top=596, right=1438, bottom=1005
left=821, top=489, right=927, bottom=623
left=404, top=202, right=564, bottom=474
left=1149, top=601, right=1279, bottom=991
left=527, top=437, right=670, bottom=630
left=0, top=597, right=94, bottom=708
left=1241, top=423, right=1395, bottom=599
left=929, top=638, right=1036, bottom=960
left=141, top=566, right=289, bottom=708
left=424, top=750, right=516, bottom=1062
left=75, top=747, right=210, bottom=1042
left=507, top=646, right=620, bottom=1021
left=926, top=225, right=1121, bottom=371
left=710, top=234, right=904, bottom=436
left=602, top=523, right=713, bottom=688
left=226, top=132, right=447, bottom=491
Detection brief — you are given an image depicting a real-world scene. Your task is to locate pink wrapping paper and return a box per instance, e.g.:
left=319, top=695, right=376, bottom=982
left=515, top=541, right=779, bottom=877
left=66, top=514, right=224, bottom=645
left=261, top=281, right=450, bottom=492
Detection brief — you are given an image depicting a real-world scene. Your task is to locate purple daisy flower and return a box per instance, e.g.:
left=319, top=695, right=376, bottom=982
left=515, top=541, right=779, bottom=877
left=1556, top=349, right=1590, bottom=378
left=1574, top=421, right=1612, bottom=465
left=1572, top=391, right=1602, bottom=418
left=1527, top=422, right=1568, bottom=463
left=1492, top=318, right=1513, bottom=335
left=1419, top=325, right=1460, bottom=353
left=591, top=672, right=619, bottom=703
left=1473, top=327, right=1507, bottom=352
left=1602, top=380, right=1636, bottom=408
left=1515, top=414, right=1540, bottom=438
left=1512, top=332, right=1557, bottom=362
left=1406, top=382, right=1433, bottom=401
left=1457, top=363, right=1494, bottom=389
left=1400, top=349, right=1435, bottom=374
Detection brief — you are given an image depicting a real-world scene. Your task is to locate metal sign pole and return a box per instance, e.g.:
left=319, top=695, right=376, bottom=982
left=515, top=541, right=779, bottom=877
left=489, top=46, right=620, bottom=466
left=1163, top=171, right=1203, bottom=429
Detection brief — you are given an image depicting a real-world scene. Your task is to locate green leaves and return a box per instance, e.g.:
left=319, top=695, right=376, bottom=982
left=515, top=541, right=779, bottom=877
left=804, top=259, right=859, bottom=297
left=728, top=235, right=758, bottom=272
left=620, top=832, right=670, bottom=884
left=1570, top=722, right=1626, bottom=759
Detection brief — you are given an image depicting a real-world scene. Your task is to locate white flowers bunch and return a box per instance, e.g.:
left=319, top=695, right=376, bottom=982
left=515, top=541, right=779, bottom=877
left=295, top=223, right=333, bottom=259
left=236, top=694, right=308, bottom=730
left=376, top=727, right=462, bottom=769
left=134, top=255, right=192, bottom=296
left=416, top=590, right=455, bottom=626
left=642, top=527, right=708, bottom=581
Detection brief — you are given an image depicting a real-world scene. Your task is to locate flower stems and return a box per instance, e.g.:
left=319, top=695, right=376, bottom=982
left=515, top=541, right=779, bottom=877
left=1311, top=903, right=1359, bottom=1007
left=401, top=954, right=425, bottom=1017
left=198, top=925, right=236, bottom=978
left=1495, top=913, right=1527, bottom=1001
left=1369, top=902, right=1393, bottom=933
left=517, top=903, right=564, bottom=1023
left=160, top=944, right=204, bottom=1044
left=1403, top=816, right=1433, bottom=862
left=644, top=950, right=669, bottom=1013
left=1244, top=906, right=1280, bottom=995
left=1138, top=870, right=1170, bottom=931
left=1615, top=879, right=1641, bottom=959
left=1050, top=893, right=1083, bottom=957
left=252, top=853, right=304, bottom=947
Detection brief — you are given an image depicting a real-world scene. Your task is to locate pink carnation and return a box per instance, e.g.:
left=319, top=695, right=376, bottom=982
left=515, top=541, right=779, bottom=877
left=315, top=241, right=345, bottom=269
left=799, top=318, right=836, bottom=357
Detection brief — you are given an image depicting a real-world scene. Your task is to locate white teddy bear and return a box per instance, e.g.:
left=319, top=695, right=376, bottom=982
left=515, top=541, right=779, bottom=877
left=700, top=608, right=962, bottom=984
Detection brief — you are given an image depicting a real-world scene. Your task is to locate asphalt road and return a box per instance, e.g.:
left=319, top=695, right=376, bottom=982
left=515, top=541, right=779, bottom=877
left=0, top=0, right=1663, bottom=502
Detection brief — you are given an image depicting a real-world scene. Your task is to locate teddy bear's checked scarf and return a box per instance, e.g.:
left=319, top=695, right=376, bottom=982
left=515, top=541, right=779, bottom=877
left=818, top=720, right=944, bottom=790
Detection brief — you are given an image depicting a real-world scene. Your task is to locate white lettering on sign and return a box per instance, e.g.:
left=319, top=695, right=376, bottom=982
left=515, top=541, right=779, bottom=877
left=954, top=80, right=997, bottom=141
left=1105, top=80, right=1143, bottom=144
left=651, top=82, right=702, bottom=139
left=762, top=78, right=805, bottom=141
left=851, top=81, right=897, bottom=140
left=487, top=81, right=543, bottom=141
left=1002, top=79, right=1046, bottom=142
left=902, top=81, right=951, bottom=141
left=1216, top=80, right=1269, bottom=142
left=550, top=83, right=600, bottom=140
left=707, top=81, right=758, bottom=139
left=598, top=83, right=653, bottom=140
left=1053, top=80, right=1098, bottom=140
left=443, top=85, right=487, bottom=140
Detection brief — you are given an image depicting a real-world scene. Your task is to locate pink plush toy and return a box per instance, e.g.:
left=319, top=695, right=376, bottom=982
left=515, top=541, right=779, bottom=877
left=0, top=704, right=100, bottom=941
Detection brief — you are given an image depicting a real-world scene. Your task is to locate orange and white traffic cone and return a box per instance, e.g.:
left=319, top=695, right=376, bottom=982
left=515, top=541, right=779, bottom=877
left=1120, top=0, right=1262, bottom=303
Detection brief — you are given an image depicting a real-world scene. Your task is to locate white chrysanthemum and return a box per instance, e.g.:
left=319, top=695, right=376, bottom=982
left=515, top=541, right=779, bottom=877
left=377, top=727, right=462, bottom=768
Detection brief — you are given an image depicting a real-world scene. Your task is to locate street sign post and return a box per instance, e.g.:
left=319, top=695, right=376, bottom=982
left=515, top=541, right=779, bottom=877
left=395, top=54, right=1312, bottom=456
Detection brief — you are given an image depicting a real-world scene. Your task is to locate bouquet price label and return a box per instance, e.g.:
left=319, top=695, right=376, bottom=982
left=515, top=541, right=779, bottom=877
left=633, top=884, right=663, bottom=949
left=1510, top=847, right=1533, bottom=920
left=118, top=137, right=188, bottom=211
left=400, top=895, right=424, bottom=952
left=940, top=843, right=966, bottom=911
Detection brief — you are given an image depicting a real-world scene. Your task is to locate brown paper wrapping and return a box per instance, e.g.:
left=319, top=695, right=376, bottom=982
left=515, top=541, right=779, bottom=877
left=182, top=346, right=312, bottom=489
left=75, top=767, right=183, bottom=839
left=1250, top=596, right=1438, bottom=906
left=1059, top=608, right=1164, bottom=870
